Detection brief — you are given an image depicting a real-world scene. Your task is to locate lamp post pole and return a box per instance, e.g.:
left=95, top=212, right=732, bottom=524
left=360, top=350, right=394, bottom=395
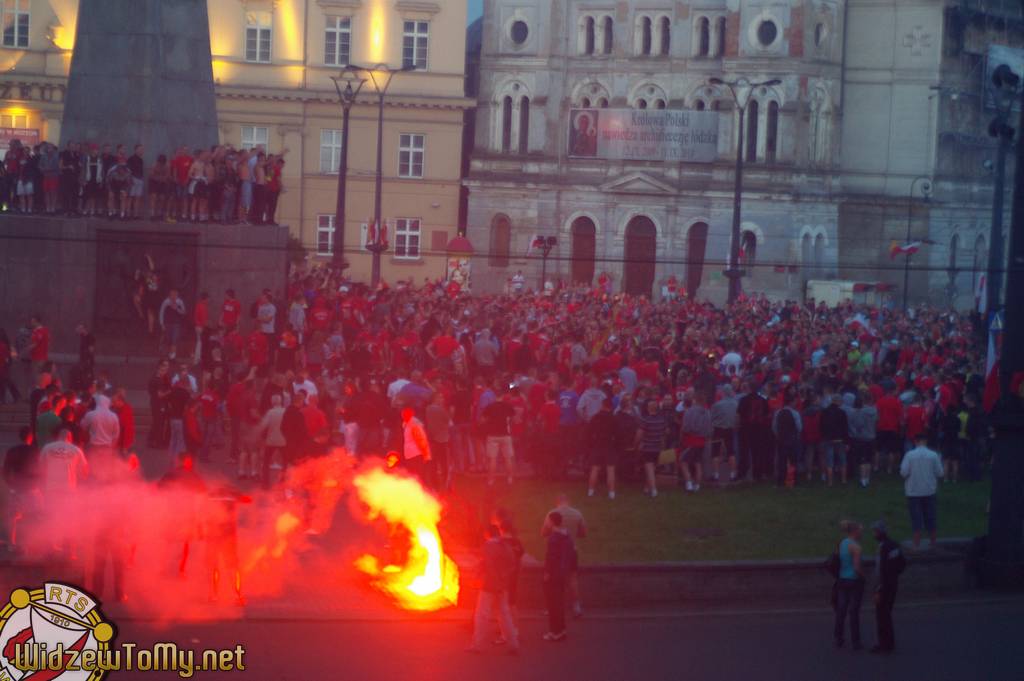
left=902, top=176, right=932, bottom=311
left=330, top=71, right=366, bottom=269
left=709, top=77, right=781, bottom=305
left=539, top=236, right=557, bottom=290
left=986, top=64, right=1021, bottom=314
left=362, top=63, right=416, bottom=288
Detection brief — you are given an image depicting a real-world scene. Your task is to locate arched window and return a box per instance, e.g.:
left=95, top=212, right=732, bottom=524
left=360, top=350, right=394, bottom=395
left=641, top=16, right=653, bottom=55
left=636, top=98, right=648, bottom=109
left=580, top=97, right=591, bottom=108
left=654, top=99, right=666, bottom=109
left=500, top=96, right=513, bottom=153
left=698, top=17, right=710, bottom=56
left=695, top=100, right=706, bottom=111
left=518, top=96, right=530, bottom=154
left=801, top=233, right=812, bottom=269
left=765, top=101, right=779, bottom=163
left=973, top=234, right=987, bottom=292
left=745, top=100, right=759, bottom=162
left=659, top=17, right=671, bottom=55
left=490, top=215, right=512, bottom=267
left=716, top=17, right=727, bottom=57
left=598, top=97, right=609, bottom=108
left=740, top=230, right=757, bottom=266
left=602, top=16, right=614, bottom=54
left=584, top=16, right=596, bottom=55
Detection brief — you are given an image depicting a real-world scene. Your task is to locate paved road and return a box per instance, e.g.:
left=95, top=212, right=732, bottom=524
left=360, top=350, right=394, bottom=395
left=104, top=597, right=1023, bottom=681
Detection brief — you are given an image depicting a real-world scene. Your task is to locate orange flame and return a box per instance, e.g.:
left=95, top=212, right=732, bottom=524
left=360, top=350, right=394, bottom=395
left=352, top=466, right=459, bottom=611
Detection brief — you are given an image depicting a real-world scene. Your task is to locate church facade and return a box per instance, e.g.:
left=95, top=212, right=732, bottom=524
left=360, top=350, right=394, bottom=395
left=465, top=0, right=1021, bottom=307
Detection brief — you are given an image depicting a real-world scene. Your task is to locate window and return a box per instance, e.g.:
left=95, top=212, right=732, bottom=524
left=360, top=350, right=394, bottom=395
left=745, top=100, right=758, bottom=162
left=814, top=23, right=826, bottom=47
left=697, top=17, right=710, bottom=57
left=320, top=129, right=342, bottom=174
left=695, top=100, right=706, bottom=111
left=597, top=97, right=609, bottom=108
left=490, top=214, right=512, bottom=267
left=402, top=21, right=429, bottom=69
left=1, top=0, right=29, bottom=48
left=740, top=231, right=757, bottom=266
left=501, top=97, right=513, bottom=152
left=659, top=17, right=670, bottom=55
left=765, top=101, right=779, bottom=163
left=602, top=16, right=613, bottom=54
left=636, top=99, right=648, bottom=109
left=716, top=17, right=727, bottom=57
left=398, top=133, right=424, bottom=178
left=0, top=114, right=27, bottom=128
left=394, top=218, right=421, bottom=259
left=654, top=99, right=666, bottom=109
left=510, top=20, right=529, bottom=45
left=640, top=16, right=652, bottom=55
left=241, top=125, right=269, bottom=151
left=583, top=16, right=595, bottom=55
left=518, top=97, right=530, bottom=154
left=580, top=97, right=591, bottom=108
left=245, top=11, right=272, bottom=63
left=325, top=16, right=351, bottom=66
left=316, top=215, right=336, bottom=256
left=756, top=19, right=778, bottom=47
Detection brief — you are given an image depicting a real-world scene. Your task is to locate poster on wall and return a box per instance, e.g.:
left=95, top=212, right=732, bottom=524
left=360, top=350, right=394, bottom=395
left=567, top=108, right=719, bottom=162
left=446, top=256, right=471, bottom=294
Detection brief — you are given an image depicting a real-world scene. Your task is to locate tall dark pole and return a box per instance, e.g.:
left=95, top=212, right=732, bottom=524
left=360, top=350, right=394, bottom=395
left=728, top=106, right=746, bottom=305
left=982, top=69, right=1024, bottom=586
left=902, top=177, right=931, bottom=311
left=987, top=135, right=1010, bottom=313
left=330, top=73, right=365, bottom=269
left=709, top=77, right=780, bottom=306
left=370, top=88, right=386, bottom=287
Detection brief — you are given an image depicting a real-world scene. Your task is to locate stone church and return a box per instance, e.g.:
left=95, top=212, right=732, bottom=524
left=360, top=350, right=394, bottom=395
left=464, top=0, right=1023, bottom=306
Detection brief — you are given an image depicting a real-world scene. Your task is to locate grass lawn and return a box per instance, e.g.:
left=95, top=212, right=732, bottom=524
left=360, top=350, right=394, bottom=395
left=447, top=475, right=990, bottom=564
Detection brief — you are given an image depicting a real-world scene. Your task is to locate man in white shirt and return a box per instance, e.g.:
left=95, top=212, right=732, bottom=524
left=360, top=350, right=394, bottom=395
left=40, top=429, right=88, bottom=495
left=900, top=433, right=944, bottom=550
left=81, top=394, right=121, bottom=455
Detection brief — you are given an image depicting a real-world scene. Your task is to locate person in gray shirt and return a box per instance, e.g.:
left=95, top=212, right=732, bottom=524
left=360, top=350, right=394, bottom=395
left=710, top=385, right=739, bottom=482
left=848, top=393, right=879, bottom=489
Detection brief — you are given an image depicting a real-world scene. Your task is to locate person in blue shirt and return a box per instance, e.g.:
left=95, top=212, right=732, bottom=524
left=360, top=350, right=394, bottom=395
left=557, top=381, right=580, bottom=477
left=833, top=520, right=865, bottom=650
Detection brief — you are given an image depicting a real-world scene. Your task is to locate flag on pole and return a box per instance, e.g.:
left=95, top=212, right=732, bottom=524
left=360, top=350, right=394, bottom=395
left=889, top=241, right=922, bottom=259
left=983, top=310, right=1004, bottom=412
left=975, top=273, right=988, bottom=315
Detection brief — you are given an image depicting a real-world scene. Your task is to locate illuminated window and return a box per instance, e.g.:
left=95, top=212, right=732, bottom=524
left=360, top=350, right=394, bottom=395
left=325, top=16, right=351, bottom=66
left=241, top=125, right=269, bottom=151
left=398, top=133, right=424, bottom=178
left=402, top=21, right=428, bottom=69
left=320, top=129, right=342, bottom=173
left=394, top=218, right=421, bottom=259
left=1, top=0, right=29, bottom=48
left=316, top=215, right=336, bottom=256
left=0, top=114, right=28, bottom=128
left=245, top=11, right=272, bottom=63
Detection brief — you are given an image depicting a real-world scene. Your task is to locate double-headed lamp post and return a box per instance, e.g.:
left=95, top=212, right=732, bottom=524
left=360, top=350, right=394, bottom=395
left=360, top=62, right=417, bottom=288
left=902, top=176, right=933, bottom=311
left=329, top=69, right=366, bottom=269
left=709, top=77, right=781, bottom=306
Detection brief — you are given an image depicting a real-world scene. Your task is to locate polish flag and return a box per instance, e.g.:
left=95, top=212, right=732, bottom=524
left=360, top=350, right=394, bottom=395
left=889, top=241, right=922, bottom=259
left=983, top=311, right=1003, bottom=413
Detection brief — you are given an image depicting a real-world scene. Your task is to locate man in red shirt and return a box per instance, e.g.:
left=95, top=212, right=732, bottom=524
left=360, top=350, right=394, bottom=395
left=246, top=325, right=269, bottom=370
left=221, top=289, right=242, bottom=331
left=193, top=292, right=210, bottom=364
left=28, top=316, right=50, bottom=373
left=169, top=146, right=193, bottom=221
left=875, top=385, right=904, bottom=474
left=904, top=395, right=927, bottom=450
left=301, top=393, right=329, bottom=456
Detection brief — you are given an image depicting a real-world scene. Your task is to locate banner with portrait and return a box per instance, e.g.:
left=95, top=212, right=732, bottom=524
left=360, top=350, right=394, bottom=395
left=567, top=108, right=719, bottom=162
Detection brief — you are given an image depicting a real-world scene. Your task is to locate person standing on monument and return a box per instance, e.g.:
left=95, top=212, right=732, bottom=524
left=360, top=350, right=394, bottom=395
left=148, top=154, right=172, bottom=220
left=237, top=150, right=253, bottom=224
left=159, top=288, right=187, bottom=360
left=81, top=144, right=105, bottom=217
left=169, top=146, right=193, bottom=222
left=39, top=142, right=61, bottom=214
left=59, top=140, right=82, bottom=215
left=127, top=144, right=145, bottom=219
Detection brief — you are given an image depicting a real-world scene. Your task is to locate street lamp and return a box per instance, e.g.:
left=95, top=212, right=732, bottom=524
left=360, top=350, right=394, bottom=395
left=902, top=176, right=933, bottom=310
left=535, top=235, right=558, bottom=289
left=329, top=68, right=367, bottom=269
left=985, top=64, right=1020, bottom=314
left=709, top=76, right=782, bottom=305
left=357, top=62, right=417, bottom=288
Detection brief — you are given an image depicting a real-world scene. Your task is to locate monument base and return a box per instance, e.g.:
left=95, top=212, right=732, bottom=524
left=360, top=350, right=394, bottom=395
left=0, top=216, right=288, bottom=354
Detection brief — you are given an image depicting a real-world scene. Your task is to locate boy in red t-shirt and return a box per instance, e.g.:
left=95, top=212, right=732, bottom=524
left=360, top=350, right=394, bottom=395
left=169, top=147, right=193, bottom=220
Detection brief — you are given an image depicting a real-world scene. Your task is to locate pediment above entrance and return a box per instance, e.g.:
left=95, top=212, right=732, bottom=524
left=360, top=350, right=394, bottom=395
left=600, top=172, right=676, bottom=196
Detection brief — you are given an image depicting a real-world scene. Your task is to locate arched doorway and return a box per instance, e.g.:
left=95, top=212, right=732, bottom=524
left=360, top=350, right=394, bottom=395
left=686, top=222, right=709, bottom=298
left=624, top=216, right=657, bottom=296
left=571, top=216, right=596, bottom=285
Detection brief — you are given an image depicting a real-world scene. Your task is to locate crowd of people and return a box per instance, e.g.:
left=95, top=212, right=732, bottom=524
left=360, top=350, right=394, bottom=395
left=0, top=138, right=286, bottom=225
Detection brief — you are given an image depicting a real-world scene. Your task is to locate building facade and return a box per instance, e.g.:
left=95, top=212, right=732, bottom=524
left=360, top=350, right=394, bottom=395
left=466, top=0, right=1022, bottom=306
left=0, top=0, right=472, bottom=284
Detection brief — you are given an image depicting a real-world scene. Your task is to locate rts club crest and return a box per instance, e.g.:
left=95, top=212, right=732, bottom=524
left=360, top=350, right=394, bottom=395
left=0, top=583, right=115, bottom=681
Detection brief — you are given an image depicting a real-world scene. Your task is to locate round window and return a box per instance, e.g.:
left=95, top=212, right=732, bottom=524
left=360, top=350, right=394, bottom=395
left=510, top=20, right=529, bottom=45
left=757, top=20, right=778, bottom=47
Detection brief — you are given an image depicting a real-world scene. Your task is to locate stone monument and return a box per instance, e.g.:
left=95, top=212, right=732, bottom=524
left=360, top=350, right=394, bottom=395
left=59, top=0, right=219, bottom=161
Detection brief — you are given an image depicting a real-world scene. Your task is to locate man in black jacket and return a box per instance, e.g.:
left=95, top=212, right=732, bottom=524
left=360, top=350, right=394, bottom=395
left=543, top=511, right=574, bottom=642
left=820, top=394, right=849, bottom=486
left=871, top=520, right=906, bottom=654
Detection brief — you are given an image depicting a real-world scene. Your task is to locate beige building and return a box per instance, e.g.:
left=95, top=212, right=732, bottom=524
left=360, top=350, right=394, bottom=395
left=0, top=0, right=472, bottom=284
